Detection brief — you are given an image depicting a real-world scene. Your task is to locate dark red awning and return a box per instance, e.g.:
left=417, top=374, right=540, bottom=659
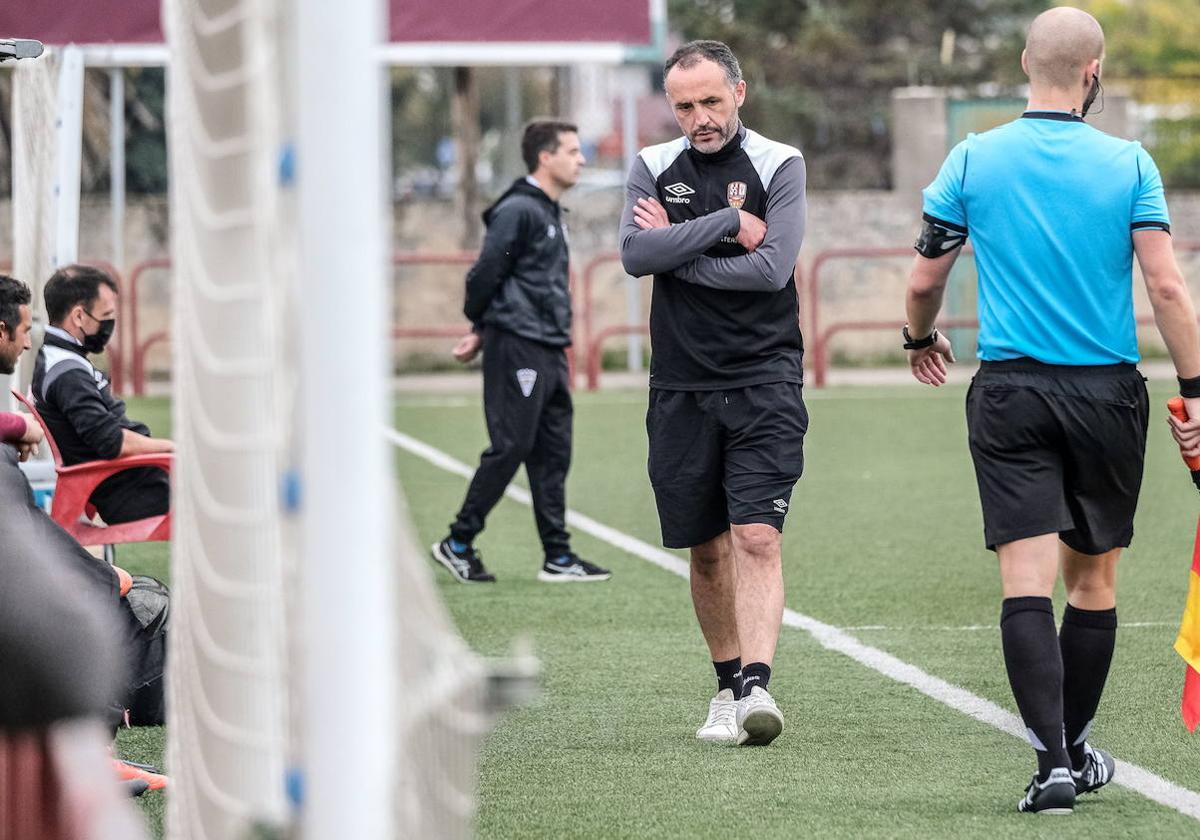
left=0, top=1, right=163, bottom=45
left=392, top=0, right=651, bottom=44
left=0, top=1, right=652, bottom=46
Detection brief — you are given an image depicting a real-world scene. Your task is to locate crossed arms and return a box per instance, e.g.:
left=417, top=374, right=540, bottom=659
left=618, top=155, right=807, bottom=292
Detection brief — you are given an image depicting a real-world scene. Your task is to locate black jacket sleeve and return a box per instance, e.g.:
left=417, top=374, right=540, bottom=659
left=463, top=200, right=529, bottom=324
left=45, top=368, right=127, bottom=460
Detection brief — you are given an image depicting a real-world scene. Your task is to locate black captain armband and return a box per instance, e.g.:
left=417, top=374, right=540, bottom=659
left=1179, top=375, right=1200, bottom=399
left=1132, top=221, right=1172, bottom=235
left=914, top=214, right=968, bottom=258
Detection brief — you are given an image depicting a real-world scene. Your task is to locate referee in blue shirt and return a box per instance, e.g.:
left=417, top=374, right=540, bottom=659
left=904, top=6, right=1200, bottom=815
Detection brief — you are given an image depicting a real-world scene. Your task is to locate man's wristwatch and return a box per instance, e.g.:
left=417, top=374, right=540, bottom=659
left=902, top=325, right=938, bottom=350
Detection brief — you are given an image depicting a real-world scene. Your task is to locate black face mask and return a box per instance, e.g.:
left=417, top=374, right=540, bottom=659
left=1081, top=73, right=1102, bottom=118
left=82, top=316, right=115, bottom=354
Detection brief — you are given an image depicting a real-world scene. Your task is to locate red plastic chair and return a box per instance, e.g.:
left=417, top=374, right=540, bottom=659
left=11, top=390, right=171, bottom=545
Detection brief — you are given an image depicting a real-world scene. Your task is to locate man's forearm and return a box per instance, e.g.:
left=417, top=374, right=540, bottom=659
left=1150, top=277, right=1200, bottom=379
left=673, top=206, right=802, bottom=292
left=620, top=207, right=739, bottom=277
left=905, top=285, right=945, bottom=339
left=905, top=251, right=959, bottom=337
left=619, top=154, right=740, bottom=277
left=119, top=429, right=175, bottom=457
left=463, top=207, right=523, bottom=322
left=463, top=253, right=509, bottom=322
left=673, top=156, right=807, bottom=293
left=0, top=412, right=25, bottom=443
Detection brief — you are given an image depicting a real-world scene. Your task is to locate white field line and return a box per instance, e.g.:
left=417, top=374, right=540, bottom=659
left=386, top=426, right=1200, bottom=822
left=844, top=622, right=1175, bottom=632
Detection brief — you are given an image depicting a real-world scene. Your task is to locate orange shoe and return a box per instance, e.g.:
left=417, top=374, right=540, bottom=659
left=112, top=758, right=168, bottom=791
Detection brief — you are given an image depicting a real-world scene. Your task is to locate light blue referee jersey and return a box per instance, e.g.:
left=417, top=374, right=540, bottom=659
left=922, top=111, right=1171, bottom=365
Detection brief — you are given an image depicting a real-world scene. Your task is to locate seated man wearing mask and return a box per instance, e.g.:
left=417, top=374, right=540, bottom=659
left=33, top=265, right=173, bottom=525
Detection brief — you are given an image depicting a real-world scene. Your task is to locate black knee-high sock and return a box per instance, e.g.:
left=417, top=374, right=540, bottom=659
left=1059, top=604, right=1117, bottom=768
left=713, top=657, right=742, bottom=698
left=1001, top=597, right=1070, bottom=779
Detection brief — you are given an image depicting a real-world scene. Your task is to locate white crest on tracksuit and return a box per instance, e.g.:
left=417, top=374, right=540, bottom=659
left=516, top=368, right=538, bottom=397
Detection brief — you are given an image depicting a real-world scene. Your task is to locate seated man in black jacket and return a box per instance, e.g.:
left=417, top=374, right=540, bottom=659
left=33, top=265, right=174, bottom=525
left=431, top=120, right=610, bottom=584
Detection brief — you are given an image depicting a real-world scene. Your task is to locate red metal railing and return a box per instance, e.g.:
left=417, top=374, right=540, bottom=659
left=26, top=238, right=1200, bottom=396
left=126, top=258, right=171, bottom=395
left=586, top=325, right=649, bottom=391
left=807, top=241, right=1200, bottom=386
left=391, top=252, right=581, bottom=384
left=808, top=247, right=919, bottom=388
left=391, top=251, right=478, bottom=345
left=578, top=253, right=625, bottom=361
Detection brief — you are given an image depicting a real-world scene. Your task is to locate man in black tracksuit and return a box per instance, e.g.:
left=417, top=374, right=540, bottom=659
left=432, top=121, right=610, bottom=584
left=620, top=41, right=808, bottom=747
left=32, top=265, right=173, bottom=526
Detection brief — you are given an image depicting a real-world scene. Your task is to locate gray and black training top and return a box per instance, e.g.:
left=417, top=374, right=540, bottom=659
left=619, top=124, right=807, bottom=391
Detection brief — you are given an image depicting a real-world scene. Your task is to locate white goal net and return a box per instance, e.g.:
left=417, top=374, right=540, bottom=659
left=162, top=0, right=292, bottom=835
left=162, top=1, right=495, bottom=838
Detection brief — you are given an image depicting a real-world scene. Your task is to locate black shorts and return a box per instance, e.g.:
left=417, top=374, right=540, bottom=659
left=647, top=382, right=807, bottom=549
left=966, top=359, right=1149, bottom=554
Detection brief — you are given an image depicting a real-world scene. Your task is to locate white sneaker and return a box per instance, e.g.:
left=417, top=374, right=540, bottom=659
left=695, top=688, right=739, bottom=742
left=737, top=685, right=784, bottom=746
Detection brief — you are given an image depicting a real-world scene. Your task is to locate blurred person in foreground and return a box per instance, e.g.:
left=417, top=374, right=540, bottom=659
left=432, top=120, right=611, bottom=584
left=619, top=40, right=808, bottom=747
left=0, top=273, right=148, bottom=838
left=903, top=6, right=1200, bottom=814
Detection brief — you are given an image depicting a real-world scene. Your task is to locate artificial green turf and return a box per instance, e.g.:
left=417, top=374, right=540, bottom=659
left=110, top=397, right=171, bottom=835
left=114, top=386, right=1200, bottom=837
left=395, top=383, right=1200, bottom=838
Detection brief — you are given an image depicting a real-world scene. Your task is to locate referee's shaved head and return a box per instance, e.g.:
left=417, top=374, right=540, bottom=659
left=1024, top=6, right=1105, bottom=89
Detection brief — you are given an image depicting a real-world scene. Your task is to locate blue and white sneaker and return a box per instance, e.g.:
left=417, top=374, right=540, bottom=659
left=432, top=538, right=495, bottom=583
left=537, top=553, right=611, bottom=582
left=1018, top=767, right=1075, bottom=815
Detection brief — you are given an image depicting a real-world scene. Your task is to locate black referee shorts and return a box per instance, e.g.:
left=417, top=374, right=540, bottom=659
left=647, top=382, right=807, bottom=549
left=966, top=359, right=1149, bottom=554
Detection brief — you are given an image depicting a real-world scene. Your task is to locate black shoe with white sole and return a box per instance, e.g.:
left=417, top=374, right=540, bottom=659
left=537, top=553, right=611, bottom=582
left=432, top=538, right=496, bottom=583
left=1018, top=767, right=1075, bottom=815
left=1073, top=743, right=1115, bottom=795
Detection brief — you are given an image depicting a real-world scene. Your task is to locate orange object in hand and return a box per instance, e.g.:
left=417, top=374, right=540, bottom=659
left=114, top=566, right=133, bottom=598
left=1167, top=397, right=1200, bottom=470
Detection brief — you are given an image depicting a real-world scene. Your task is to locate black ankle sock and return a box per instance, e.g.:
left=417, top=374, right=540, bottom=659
left=713, top=657, right=743, bottom=698
left=1001, top=597, right=1070, bottom=779
left=740, top=662, right=771, bottom=696
left=1060, top=603, right=1117, bottom=768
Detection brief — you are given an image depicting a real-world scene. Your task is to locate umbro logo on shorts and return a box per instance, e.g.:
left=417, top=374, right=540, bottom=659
left=773, top=498, right=788, bottom=514
left=516, top=368, right=538, bottom=397
left=664, top=182, right=694, bottom=204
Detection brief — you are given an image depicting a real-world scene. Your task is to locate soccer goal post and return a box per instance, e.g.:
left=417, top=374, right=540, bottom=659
left=162, top=1, right=493, bottom=838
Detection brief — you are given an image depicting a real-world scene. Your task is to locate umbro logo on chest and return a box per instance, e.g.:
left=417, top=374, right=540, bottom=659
left=663, top=182, right=695, bottom=204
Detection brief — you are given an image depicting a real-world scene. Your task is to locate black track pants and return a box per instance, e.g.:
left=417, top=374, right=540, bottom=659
left=450, top=328, right=572, bottom=559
